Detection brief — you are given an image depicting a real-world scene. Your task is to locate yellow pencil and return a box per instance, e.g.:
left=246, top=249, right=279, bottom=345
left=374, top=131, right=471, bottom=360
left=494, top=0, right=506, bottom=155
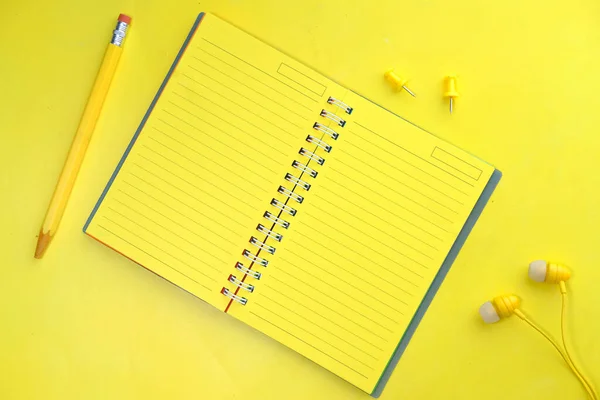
left=34, top=14, right=132, bottom=259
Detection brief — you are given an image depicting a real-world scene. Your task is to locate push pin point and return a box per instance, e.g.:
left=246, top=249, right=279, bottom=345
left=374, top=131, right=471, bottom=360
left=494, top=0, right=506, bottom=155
left=384, top=69, right=416, bottom=97
left=444, top=75, right=459, bottom=114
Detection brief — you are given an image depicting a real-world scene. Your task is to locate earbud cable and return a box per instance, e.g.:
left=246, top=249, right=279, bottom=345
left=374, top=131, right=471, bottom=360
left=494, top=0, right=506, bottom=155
left=514, top=309, right=596, bottom=400
left=560, top=287, right=598, bottom=400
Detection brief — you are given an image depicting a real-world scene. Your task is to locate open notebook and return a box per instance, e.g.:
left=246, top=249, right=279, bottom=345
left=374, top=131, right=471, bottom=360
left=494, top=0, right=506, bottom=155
left=84, top=12, right=500, bottom=396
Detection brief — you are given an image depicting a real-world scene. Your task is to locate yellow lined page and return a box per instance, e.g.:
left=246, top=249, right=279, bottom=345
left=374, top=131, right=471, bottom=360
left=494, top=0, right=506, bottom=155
left=85, top=13, right=341, bottom=310
left=229, top=89, right=495, bottom=392
left=86, top=12, right=497, bottom=394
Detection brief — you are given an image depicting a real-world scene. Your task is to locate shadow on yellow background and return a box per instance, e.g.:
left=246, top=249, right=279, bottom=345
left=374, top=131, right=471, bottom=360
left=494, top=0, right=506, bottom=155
left=1, top=0, right=599, bottom=399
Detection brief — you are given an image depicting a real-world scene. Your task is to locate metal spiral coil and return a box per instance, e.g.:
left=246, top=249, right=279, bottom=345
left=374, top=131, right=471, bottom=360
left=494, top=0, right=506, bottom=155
left=292, top=160, right=318, bottom=178
left=221, top=287, right=247, bottom=305
left=327, top=96, right=353, bottom=114
left=228, top=274, right=255, bottom=292
left=250, top=236, right=276, bottom=254
left=320, top=109, right=346, bottom=127
left=221, top=98, right=352, bottom=305
left=242, top=249, right=268, bottom=267
left=256, top=224, right=283, bottom=241
left=313, top=122, right=339, bottom=140
left=299, top=147, right=325, bottom=165
left=306, top=135, right=332, bottom=152
left=264, top=211, right=290, bottom=228
left=235, top=261, right=262, bottom=279
left=278, top=185, right=304, bottom=203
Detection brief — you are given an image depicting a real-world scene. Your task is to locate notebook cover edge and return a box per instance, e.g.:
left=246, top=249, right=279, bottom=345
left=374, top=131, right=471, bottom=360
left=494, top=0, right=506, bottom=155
left=370, top=169, right=502, bottom=397
left=83, top=12, right=206, bottom=233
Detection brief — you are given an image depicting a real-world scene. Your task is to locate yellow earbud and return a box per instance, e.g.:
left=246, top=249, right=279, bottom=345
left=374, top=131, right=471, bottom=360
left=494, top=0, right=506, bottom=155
left=480, top=263, right=597, bottom=398
left=479, top=295, right=524, bottom=323
left=529, top=260, right=571, bottom=294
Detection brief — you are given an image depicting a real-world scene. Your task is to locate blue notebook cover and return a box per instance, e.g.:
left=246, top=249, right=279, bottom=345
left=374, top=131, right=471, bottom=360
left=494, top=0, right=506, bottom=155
left=372, top=169, right=501, bottom=397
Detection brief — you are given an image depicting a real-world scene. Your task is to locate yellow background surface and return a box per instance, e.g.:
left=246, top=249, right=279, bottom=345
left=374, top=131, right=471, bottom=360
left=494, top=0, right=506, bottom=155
left=1, top=0, right=599, bottom=399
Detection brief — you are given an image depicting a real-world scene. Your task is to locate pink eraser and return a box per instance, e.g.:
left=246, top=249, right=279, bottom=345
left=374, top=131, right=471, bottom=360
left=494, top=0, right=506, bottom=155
left=118, top=14, right=132, bottom=24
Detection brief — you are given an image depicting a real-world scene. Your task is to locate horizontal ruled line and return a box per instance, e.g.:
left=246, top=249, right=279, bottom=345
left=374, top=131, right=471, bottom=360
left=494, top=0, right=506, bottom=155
left=269, top=274, right=393, bottom=337
left=255, top=303, right=375, bottom=369
left=318, top=186, right=437, bottom=257
left=118, top=187, right=240, bottom=239
left=283, top=259, right=404, bottom=320
left=264, top=282, right=389, bottom=342
left=309, top=196, right=429, bottom=274
left=170, top=95, right=289, bottom=157
left=109, top=200, right=226, bottom=270
left=327, top=169, right=449, bottom=235
left=138, top=148, right=261, bottom=204
left=131, top=160, right=251, bottom=227
left=200, top=39, right=319, bottom=105
left=159, top=111, right=276, bottom=179
left=99, top=218, right=218, bottom=283
left=125, top=173, right=246, bottom=237
left=202, top=39, right=322, bottom=103
left=97, top=225, right=213, bottom=291
left=167, top=97, right=285, bottom=164
left=343, top=139, right=465, bottom=204
left=179, top=82, right=296, bottom=140
left=159, top=108, right=276, bottom=178
left=352, top=122, right=475, bottom=188
left=333, top=157, right=459, bottom=215
left=302, top=211, right=420, bottom=286
left=146, top=127, right=266, bottom=200
left=287, top=237, right=410, bottom=309
left=181, top=72, right=308, bottom=128
left=250, top=311, right=369, bottom=379
left=259, top=290, right=385, bottom=352
left=196, top=49, right=316, bottom=110
left=298, top=215, right=418, bottom=290
left=105, top=207, right=227, bottom=274
left=278, top=252, right=397, bottom=331
left=178, top=83, right=297, bottom=146
left=187, top=62, right=311, bottom=122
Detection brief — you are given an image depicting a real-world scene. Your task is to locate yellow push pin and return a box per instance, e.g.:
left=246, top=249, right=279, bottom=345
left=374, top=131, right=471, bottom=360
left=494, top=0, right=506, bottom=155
left=444, top=75, right=459, bottom=114
left=384, top=69, right=416, bottom=97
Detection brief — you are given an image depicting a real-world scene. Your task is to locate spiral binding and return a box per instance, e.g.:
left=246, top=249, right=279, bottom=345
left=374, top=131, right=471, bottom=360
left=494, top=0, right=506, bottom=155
left=235, top=261, right=262, bottom=279
left=250, top=236, right=276, bottom=254
left=228, top=274, right=255, bottom=292
left=285, top=173, right=311, bottom=190
left=306, top=135, right=332, bottom=152
left=221, top=97, right=352, bottom=305
left=313, top=122, right=339, bottom=140
left=242, top=249, right=268, bottom=266
left=278, top=185, right=304, bottom=203
left=292, top=160, right=318, bottom=178
left=299, top=147, right=325, bottom=165
left=327, top=96, right=353, bottom=114
left=270, top=198, right=297, bottom=216
left=221, top=287, right=248, bottom=305
left=256, top=224, right=283, bottom=241
left=264, top=211, right=290, bottom=228
left=320, top=109, right=346, bottom=127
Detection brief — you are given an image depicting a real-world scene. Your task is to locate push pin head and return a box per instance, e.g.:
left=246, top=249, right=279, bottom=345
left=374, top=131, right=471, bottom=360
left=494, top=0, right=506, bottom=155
left=444, top=75, right=459, bottom=114
left=384, top=69, right=416, bottom=97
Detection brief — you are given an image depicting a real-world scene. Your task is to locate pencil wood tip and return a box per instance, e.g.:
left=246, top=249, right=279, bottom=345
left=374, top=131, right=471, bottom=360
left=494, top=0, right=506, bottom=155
left=34, top=232, right=52, bottom=259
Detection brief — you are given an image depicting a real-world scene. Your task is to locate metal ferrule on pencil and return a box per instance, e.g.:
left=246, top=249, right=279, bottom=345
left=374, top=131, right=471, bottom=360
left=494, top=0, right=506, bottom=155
left=111, top=21, right=129, bottom=46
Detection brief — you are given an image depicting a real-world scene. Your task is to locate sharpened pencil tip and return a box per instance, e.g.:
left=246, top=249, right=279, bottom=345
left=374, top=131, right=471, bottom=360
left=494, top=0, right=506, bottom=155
left=34, top=231, right=52, bottom=259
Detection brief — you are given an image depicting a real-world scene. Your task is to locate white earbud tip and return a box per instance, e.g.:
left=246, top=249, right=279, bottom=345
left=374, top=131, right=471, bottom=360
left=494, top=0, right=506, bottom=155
left=479, top=301, right=500, bottom=324
left=529, top=260, right=548, bottom=283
